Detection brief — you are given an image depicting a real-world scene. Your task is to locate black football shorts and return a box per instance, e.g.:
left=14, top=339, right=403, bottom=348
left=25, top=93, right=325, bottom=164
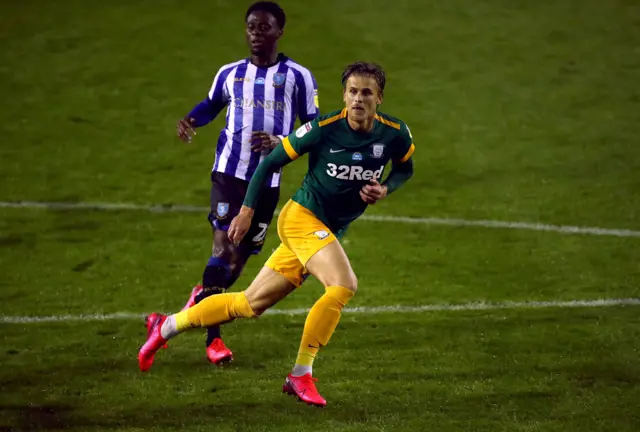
left=208, top=171, right=280, bottom=254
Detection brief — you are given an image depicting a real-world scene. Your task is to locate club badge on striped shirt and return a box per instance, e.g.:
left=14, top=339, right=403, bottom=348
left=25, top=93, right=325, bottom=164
left=272, top=73, right=286, bottom=88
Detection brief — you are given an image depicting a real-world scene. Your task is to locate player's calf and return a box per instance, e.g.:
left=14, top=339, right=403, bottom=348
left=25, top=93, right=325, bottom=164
left=200, top=256, right=232, bottom=295
left=197, top=255, right=234, bottom=356
left=291, top=285, right=355, bottom=378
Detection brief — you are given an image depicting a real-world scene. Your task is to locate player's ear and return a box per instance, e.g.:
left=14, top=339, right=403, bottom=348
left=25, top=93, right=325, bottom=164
left=375, top=83, right=383, bottom=105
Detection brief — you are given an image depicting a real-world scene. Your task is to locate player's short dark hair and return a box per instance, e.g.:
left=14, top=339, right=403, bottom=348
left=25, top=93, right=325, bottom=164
left=246, top=1, right=286, bottom=29
left=341, top=62, right=387, bottom=96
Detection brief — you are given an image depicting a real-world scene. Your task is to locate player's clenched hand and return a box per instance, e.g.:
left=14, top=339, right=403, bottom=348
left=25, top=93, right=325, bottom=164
left=228, top=206, right=255, bottom=245
left=177, top=117, right=197, bottom=143
left=360, top=179, right=388, bottom=205
left=251, top=131, right=281, bottom=152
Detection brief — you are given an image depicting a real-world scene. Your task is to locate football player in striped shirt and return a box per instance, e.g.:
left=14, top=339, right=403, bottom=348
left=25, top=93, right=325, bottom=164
left=149, top=1, right=320, bottom=365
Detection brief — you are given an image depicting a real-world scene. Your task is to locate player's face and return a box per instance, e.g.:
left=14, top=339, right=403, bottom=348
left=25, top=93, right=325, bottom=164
left=245, top=11, right=282, bottom=57
left=343, top=75, right=382, bottom=122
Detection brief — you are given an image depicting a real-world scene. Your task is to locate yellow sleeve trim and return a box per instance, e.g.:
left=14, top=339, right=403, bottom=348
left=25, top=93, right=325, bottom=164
left=281, top=137, right=299, bottom=160
left=399, top=143, right=415, bottom=163
left=318, top=109, right=347, bottom=127
left=374, top=114, right=401, bottom=130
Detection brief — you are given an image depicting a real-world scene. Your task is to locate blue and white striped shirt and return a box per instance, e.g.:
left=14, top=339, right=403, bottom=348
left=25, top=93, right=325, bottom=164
left=189, top=54, right=319, bottom=187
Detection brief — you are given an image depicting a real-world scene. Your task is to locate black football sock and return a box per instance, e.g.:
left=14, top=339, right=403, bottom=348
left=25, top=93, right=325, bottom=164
left=196, top=257, right=231, bottom=346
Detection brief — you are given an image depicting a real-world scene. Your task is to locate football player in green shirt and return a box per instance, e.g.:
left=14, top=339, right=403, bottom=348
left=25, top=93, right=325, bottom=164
left=139, top=62, right=415, bottom=407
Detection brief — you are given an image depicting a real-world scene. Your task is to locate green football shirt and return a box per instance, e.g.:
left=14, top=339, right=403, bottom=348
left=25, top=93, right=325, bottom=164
left=278, top=108, right=415, bottom=233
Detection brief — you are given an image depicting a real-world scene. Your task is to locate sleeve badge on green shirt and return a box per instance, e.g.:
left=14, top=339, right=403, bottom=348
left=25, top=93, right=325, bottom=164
left=295, top=122, right=313, bottom=138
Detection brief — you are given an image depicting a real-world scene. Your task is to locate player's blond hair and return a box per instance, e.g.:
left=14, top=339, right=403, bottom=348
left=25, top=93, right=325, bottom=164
left=341, top=62, right=386, bottom=96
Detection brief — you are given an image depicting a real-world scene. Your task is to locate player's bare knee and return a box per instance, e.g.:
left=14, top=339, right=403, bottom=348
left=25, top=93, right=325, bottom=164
left=245, top=290, right=259, bottom=311
left=212, top=234, right=245, bottom=268
left=325, top=271, right=358, bottom=293
left=250, top=304, right=267, bottom=316
left=245, top=294, right=270, bottom=316
left=343, top=272, right=358, bottom=294
left=244, top=267, right=297, bottom=315
left=212, top=244, right=232, bottom=262
left=212, top=230, right=235, bottom=256
left=243, top=286, right=271, bottom=316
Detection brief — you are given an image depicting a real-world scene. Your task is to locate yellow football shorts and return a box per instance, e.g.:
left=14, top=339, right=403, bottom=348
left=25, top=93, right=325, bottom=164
left=265, top=199, right=337, bottom=287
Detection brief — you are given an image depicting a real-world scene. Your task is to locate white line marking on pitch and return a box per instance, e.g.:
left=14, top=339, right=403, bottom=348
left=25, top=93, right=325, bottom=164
left=1, top=298, right=638, bottom=324
left=1, top=200, right=639, bottom=238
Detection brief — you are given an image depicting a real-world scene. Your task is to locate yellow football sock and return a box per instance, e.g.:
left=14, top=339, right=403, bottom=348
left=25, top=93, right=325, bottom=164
left=175, top=292, right=256, bottom=332
left=295, top=285, right=355, bottom=367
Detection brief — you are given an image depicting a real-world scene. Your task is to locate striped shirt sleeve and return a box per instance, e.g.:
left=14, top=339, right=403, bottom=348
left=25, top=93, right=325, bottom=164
left=294, top=67, right=319, bottom=124
left=188, top=65, right=233, bottom=127
left=208, top=66, right=232, bottom=105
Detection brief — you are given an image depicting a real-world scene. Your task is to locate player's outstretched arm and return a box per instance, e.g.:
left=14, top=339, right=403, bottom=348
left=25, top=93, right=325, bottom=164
left=177, top=65, right=231, bottom=143
left=176, top=97, right=227, bottom=143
